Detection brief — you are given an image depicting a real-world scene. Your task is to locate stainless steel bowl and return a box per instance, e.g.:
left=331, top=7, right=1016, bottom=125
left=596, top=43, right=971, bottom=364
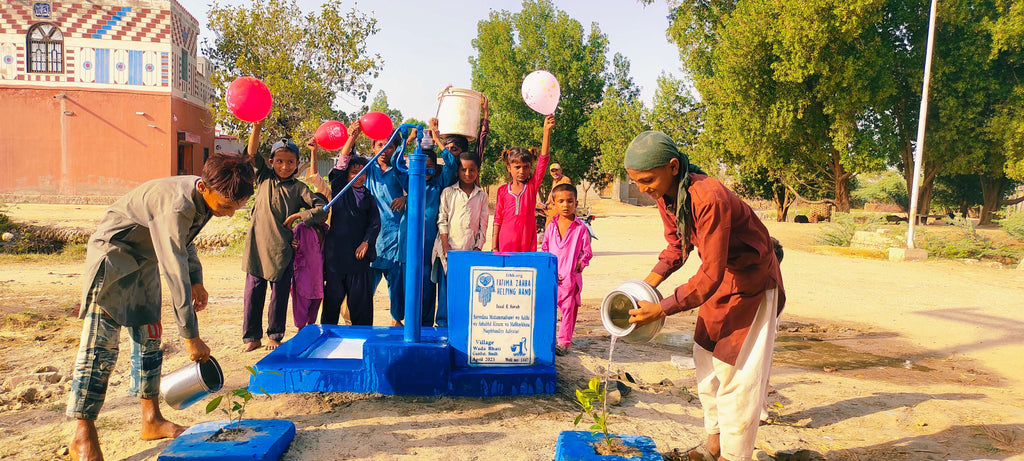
left=600, top=280, right=665, bottom=344
left=160, top=356, right=223, bottom=410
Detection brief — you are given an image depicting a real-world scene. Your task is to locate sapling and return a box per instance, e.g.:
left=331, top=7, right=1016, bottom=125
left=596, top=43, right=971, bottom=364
left=205, top=366, right=281, bottom=431
left=573, top=377, right=612, bottom=450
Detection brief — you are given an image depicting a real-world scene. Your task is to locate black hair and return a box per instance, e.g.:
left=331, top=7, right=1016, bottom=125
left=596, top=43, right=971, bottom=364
left=550, top=182, right=576, bottom=199
left=444, top=134, right=469, bottom=153
left=346, top=155, right=369, bottom=176
left=202, top=152, right=256, bottom=201
left=502, top=147, right=536, bottom=165
left=458, top=151, right=481, bottom=168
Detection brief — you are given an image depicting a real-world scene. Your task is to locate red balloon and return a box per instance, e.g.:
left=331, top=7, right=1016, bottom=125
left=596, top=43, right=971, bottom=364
left=360, top=111, right=394, bottom=141
left=225, top=77, right=273, bottom=122
left=314, top=120, right=348, bottom=150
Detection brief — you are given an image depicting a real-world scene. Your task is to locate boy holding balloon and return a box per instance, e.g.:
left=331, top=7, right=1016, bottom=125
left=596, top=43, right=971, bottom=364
left=240, top=120, right=328, bottom=351
left=347, top=113, right=410, bottom=326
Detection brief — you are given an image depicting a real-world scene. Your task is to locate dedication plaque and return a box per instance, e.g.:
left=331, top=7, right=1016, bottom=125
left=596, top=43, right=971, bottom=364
left=468, top=266, right=536, bottom=366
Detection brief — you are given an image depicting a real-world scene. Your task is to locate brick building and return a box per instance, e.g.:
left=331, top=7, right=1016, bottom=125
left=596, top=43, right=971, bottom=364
left=0, top=0, right=214, bottom=196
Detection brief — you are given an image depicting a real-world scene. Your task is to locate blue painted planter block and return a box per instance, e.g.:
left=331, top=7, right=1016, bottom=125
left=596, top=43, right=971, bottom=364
left=158, top=419, right=295, bottom=461
left=248, top=251, right=558, bottom=397
left=554, top=431, right=661, bottom=461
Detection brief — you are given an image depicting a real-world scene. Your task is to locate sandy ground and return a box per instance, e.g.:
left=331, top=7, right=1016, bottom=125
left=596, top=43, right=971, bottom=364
left=1, top=199, right=1023, bottom=460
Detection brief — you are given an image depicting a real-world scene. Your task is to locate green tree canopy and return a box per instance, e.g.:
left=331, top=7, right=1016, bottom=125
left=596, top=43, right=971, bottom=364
left=579, top=53, right=649, bottom=181
left=204, top=0, right=381, bottom=144
left=470, top=0, right=608, bottom=187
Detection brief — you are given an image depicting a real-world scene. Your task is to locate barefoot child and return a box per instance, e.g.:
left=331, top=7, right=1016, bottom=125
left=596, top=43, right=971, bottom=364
left=541, top=183, right=592, bottom=356
left=66, top=153, right=254, bottom=461
left=431, top=151, right=489, bottom=327
left=321, top=123, right=381, bottom=326
left=492, top=114, right=555, bottom=252
left=290, top=219, right=326, bottom=329
left=241, top=120, right=328, bottom=351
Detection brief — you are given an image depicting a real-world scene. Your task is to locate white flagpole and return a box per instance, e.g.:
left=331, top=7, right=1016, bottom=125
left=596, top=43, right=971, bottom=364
left=907, top=0, right=938, bottom=249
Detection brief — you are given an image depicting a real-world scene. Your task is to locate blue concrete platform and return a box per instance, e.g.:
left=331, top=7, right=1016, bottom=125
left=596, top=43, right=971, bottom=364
left=158, top=419, right=295, bottom=461
left=250, top=251, right=559, bottom=397
left=251, top=325, right=450, bottom=396
left=554, top=431, right=661, bottom=461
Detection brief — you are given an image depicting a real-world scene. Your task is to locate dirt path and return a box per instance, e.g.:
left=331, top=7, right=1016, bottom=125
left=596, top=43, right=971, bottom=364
left=1, top=200, right=1022, bottom=460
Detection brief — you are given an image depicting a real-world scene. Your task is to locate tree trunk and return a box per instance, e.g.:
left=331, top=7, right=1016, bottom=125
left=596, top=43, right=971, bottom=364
left=829, top=149, right=852, bottom=212
left=902, top=158, right=941, bottom=223
left=979, top=174, right=1005, bottom=225
left=773, top=184, right=792, bottom=222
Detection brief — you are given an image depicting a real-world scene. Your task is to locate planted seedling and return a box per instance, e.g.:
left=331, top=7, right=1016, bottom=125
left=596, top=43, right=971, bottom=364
left=205, top=366, right=281, bottom=440
left=574, top=377, right=612, bottom=449
left=573, top=377, right=641, bottom=457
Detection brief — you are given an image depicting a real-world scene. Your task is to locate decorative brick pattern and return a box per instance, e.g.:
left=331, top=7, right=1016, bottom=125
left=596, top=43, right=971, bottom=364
left=0, top=2, right=171, bottom=43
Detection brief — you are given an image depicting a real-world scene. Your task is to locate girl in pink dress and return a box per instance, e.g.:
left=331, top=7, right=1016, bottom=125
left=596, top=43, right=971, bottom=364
left=492, top=115, right=555, bottom=252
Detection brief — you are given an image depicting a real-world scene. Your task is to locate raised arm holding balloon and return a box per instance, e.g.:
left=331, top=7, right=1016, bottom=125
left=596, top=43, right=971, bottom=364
left=491, top=114, right=555, bottom=253
left=238, top=100, right=327, bottom=353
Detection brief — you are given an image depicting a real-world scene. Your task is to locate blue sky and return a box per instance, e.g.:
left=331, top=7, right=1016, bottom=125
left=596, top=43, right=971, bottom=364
left=179, top=0, right=685, bottom=119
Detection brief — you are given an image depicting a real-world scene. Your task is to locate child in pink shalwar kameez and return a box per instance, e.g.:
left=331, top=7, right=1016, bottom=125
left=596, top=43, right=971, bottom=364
left=541, top=183, right=593, bottom=356
left=492, top=115, right=555, bottom=252
left=290, top=220, right=326, bottom=329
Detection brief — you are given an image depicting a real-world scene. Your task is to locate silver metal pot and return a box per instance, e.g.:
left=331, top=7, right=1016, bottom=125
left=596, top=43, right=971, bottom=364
left=160, top=356, right=223, bottom=410
left=600, top=280, right=665, bottom=344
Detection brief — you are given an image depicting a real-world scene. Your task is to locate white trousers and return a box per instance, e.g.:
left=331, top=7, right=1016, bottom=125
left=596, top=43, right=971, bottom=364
left=693, top=288, right=778, bottom=461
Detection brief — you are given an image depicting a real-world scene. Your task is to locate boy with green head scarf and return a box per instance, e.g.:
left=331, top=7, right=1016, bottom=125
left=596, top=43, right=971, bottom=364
left=623, top=131, right=785, bottom=461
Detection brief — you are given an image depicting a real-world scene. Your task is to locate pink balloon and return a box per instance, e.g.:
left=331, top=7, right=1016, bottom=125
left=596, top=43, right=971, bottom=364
left=225, top=77, right=273, bottom=122
left=360, top=111, right=394, bottom=141
left=314, top=120, right=348, bottom=150
left=521, top=70, right=560, bottom=115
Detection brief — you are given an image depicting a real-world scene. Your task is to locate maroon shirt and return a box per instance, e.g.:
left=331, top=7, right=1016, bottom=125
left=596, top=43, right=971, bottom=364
left=653, top=173, right=786, bottom=365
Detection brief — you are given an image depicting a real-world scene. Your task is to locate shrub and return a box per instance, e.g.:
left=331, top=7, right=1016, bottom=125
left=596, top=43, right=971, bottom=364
left=997, top=211, right=1024, bottom=240
left=814, top=213, right=863, bottom=246
left=918, top=217, right=1024, bottom=263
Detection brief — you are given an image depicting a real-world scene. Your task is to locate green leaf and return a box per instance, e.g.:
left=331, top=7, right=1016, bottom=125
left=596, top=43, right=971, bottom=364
left=573, top=414, right=583, bottom=426
left=264, top=370, right=283, bottom=377
left=205, top=395, right=223, bottom=414
left=258, top=386, right=271, bottom=397
left=245, top=366, right=256, bottom=376
left=231, top=401, right=242, bottom=412
left=232, top=389, right=250, bottom=397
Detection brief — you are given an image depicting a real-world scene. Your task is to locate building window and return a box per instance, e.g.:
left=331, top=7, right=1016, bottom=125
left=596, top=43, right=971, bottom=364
left=180, top=51, right=188, bottom=82
left=27, top=23, right=63, bottom=73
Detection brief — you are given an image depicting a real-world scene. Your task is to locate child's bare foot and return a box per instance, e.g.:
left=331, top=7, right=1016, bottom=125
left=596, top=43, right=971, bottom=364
left=140, top=418, right=186, bottom=440
left=69, top=420, right=103, bottom=461
left=391, top=319, right=403, bottom=327
left=265, top=339, right=281, bottom=350
left=241, top=341, right=261, bottom=352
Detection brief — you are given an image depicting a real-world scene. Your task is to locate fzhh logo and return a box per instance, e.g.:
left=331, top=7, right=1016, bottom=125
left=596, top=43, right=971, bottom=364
left=475, top=272, right=495, bottom=306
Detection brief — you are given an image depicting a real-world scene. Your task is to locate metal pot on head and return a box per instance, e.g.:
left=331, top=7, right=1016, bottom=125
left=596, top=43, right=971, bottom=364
left=160, top=356, right=224, bottom=410
left=600, top=280, right=665, bottom=344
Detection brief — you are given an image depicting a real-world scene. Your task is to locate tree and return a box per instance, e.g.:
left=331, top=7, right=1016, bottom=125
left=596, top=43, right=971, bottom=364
left=925, top=0, right=1024, bottom=224
left=470, top=0, right=608, bottom=187
left=205, top=0, right=381, bottom=144
left=369, top=90, right=403, bottom=127
left=579, top=53, right=648, bottom=181
left=666, top=0, right=939, bottom=213
left=649, top=73, right=704, bottom=166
